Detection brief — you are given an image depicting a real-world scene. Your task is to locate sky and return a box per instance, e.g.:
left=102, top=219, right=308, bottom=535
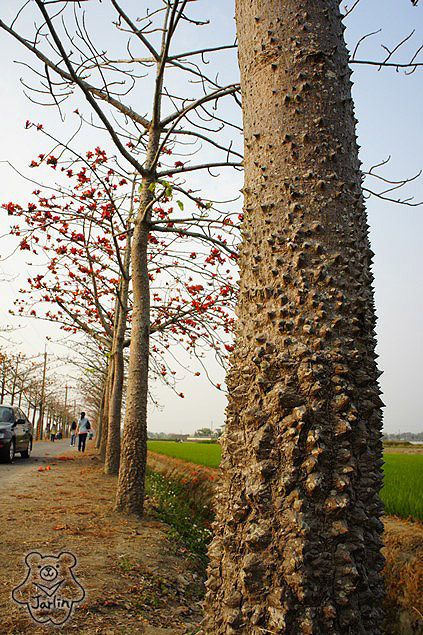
left=0, top=0, right=422, bottom=434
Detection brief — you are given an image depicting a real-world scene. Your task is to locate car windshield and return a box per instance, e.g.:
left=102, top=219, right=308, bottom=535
left=0, top=407, right=14, bottom=423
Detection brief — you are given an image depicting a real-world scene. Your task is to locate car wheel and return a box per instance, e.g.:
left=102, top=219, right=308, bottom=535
left=7, top=440, right=15, bottom=463
left=21, top=438, right=32, bottom=459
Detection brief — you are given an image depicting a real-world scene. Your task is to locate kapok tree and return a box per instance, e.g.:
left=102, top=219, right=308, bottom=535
left=201, top=2, right=396, bottom=634
left=1, top=0, right=243, bottom=513
left=3, top=139, right=239, bottom=475
left=4, top=146, right=134, bottom=469
left=5, top=149, right=131, bottom=345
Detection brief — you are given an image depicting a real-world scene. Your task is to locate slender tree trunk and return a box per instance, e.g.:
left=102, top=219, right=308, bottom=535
left=31, top=402, right=37, bottom=427
left=105, top=232, right=131, bottom=475
left=96, top=380, right=106, bottom=450
left=37, top=349, right=47, bottom=440
left=104, top=316, right=125, bottom=475
left=100, top=361, right=113, bottom=460
left=202, top=2, right=384, bottom=634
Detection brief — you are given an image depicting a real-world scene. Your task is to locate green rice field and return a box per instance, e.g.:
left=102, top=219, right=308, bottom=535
left=381, top=454, right=423, bottom=522
left=148, top=441, right=221, bottom=468
left=147, top=442, right=423, bottom=522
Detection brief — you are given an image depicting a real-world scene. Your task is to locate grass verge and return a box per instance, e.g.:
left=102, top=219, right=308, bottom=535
left=145, top=467, right=213, bottom=566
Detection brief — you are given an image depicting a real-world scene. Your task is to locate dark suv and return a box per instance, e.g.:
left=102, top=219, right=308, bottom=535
left=0, top=404, right=33, bottom=462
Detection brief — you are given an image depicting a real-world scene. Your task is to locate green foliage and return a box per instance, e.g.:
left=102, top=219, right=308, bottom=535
left=147, top=441, right=221, bottom=468
left=145, top=468, right=213, bottom=566
left=381, top=454, right=423, bottom=522
left=132, top=579, right=161, bottom=610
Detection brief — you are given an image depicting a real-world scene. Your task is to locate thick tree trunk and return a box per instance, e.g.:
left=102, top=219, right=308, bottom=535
left=114, top=182, right=152, bottom=514
left=202, top=2, right=384, bottom=634
left=104, top=234, right=131, bottom=475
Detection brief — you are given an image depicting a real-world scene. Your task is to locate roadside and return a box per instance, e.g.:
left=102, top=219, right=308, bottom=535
left=148, top=450, right=423, bottom=634
left=0, top=438, right=79, bottom=490
left=2, top=443, right=422, bottom=634
left=0, top=444, right=204, bottom=634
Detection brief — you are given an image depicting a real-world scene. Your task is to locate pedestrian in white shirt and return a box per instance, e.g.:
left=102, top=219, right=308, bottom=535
left=77, top=412, right=91, bottom=452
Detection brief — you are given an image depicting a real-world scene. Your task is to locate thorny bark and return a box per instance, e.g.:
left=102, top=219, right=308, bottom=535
left=202, top=2, right=384, bottom=634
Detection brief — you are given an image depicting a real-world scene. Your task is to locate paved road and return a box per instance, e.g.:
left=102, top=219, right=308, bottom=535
left=0, top=439, right=78, bottom=491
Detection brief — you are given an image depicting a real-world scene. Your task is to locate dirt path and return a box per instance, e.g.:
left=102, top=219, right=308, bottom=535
left=0, top=445, right=203, bottom=634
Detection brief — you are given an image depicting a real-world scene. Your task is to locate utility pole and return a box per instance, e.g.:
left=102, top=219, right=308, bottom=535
left=37, top=347, right=47, bottom=441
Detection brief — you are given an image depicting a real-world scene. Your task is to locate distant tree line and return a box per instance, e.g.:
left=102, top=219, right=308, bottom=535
left=147, top=426, right=222, bottom=439
left=383, top=431, right=423, bottom=442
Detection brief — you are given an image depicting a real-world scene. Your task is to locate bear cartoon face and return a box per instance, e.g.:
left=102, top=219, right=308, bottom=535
left=12, top=552, right=85, bottom=626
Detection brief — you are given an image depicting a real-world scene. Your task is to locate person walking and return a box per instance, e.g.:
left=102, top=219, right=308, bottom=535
left=77, top=412, right=90, bottom=453
left=70, top=420, right=77, bottom=446
left=50, top=424, right=57, bottom=442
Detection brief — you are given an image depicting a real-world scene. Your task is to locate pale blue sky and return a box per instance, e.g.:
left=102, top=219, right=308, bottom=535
left=0, top=1, right=422, bottom=434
